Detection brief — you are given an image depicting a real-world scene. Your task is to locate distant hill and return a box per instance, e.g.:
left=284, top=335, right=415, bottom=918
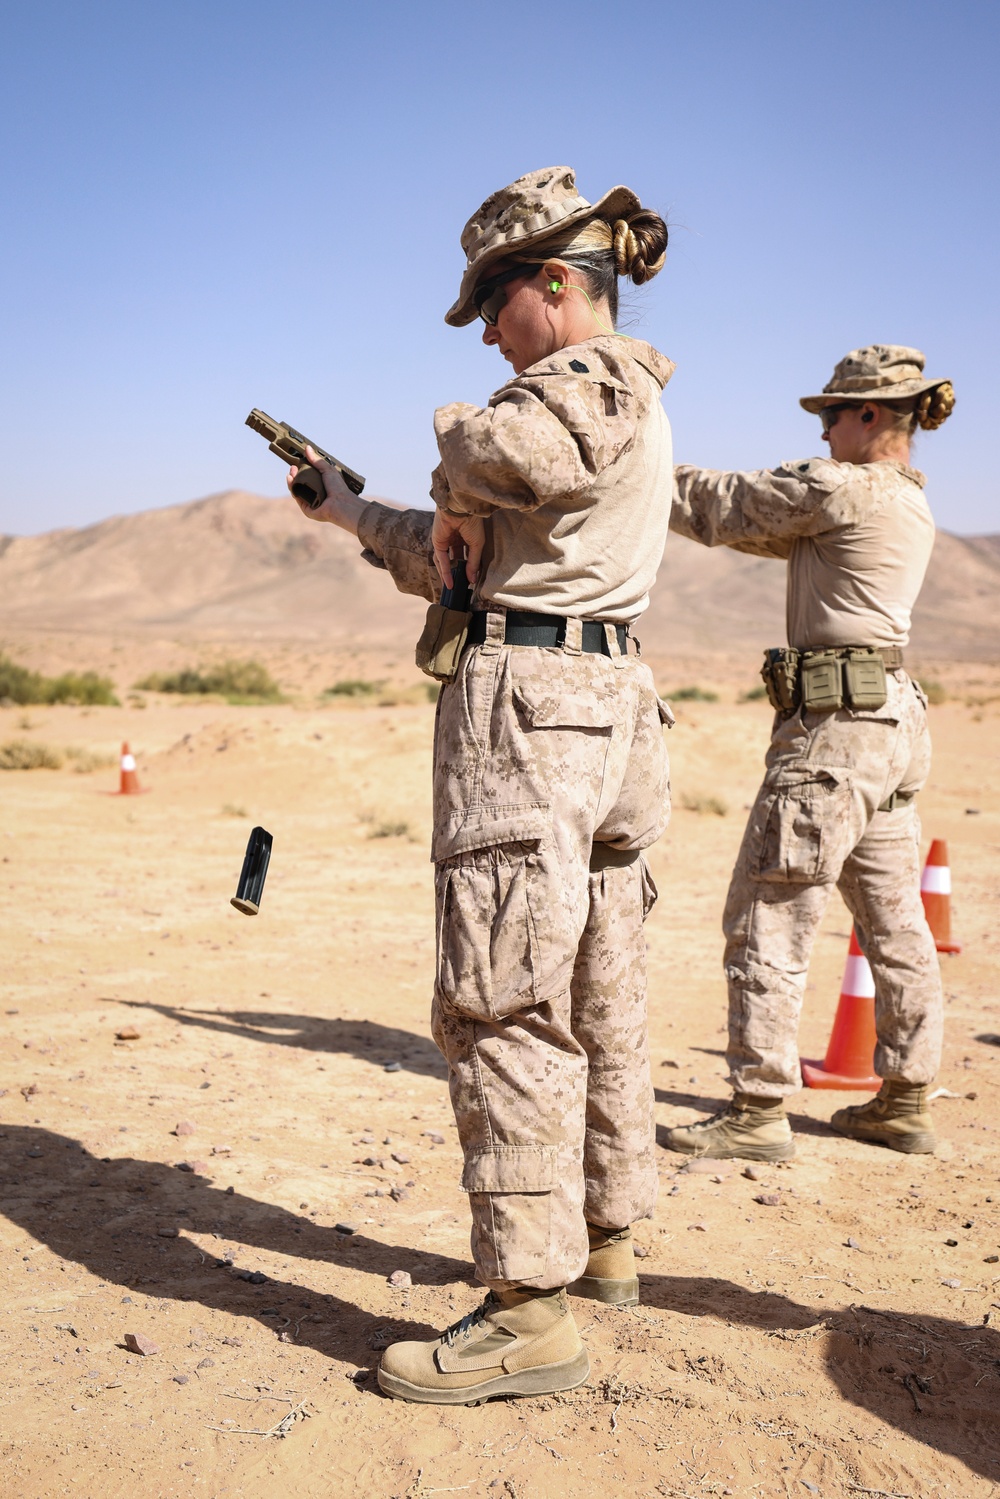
left=0, top=490, right=997, bottom=660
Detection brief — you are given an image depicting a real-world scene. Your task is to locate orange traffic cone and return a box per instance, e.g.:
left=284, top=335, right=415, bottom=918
left=801, top=929, right=881, bottom=1091
left=113, top=741, right=143, bottom=796
left=921, top=839, right=961, bottom=954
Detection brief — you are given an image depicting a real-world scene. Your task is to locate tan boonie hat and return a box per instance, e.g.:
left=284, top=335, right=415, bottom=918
left=799, top=344, right=950, bottom=413
left=446, top=165, right=641, bottom=327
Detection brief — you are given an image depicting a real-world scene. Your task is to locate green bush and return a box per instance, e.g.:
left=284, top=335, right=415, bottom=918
left=740, top=684, right=770, bottom=702
left=919, top=678, right=947, bottom=706
left=0, top=739, right=64, bottom=770
left=0, top=653, right=118, bottom=706
left=324, top=678, right=385, bottom=698
left=135, top=659, right=281, bottom=703
left=668, top=685, right=719, bottom=703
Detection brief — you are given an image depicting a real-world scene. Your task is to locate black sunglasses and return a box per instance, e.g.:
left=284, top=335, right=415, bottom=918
left=474, top=264, right=544, bottom=326
left=819, top=401, right=857, bottom=432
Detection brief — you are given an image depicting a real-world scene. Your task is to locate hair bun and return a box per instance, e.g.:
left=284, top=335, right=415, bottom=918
left=612, top=209, right=667, bottom=285
left=916, top=380, right=955, bottom=431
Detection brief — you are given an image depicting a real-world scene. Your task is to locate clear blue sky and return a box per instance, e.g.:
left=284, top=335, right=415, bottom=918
left=1, top=1, right=996, bottom=536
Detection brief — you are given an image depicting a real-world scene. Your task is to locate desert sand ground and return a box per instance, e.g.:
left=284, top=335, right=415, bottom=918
left=2, top=647, right=999, bottom=1499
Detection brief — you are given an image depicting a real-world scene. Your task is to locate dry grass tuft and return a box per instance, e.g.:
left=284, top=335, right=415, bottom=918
left=0, top=739, right=64, bottom=770
left=681, top=791, right=728, bottom=817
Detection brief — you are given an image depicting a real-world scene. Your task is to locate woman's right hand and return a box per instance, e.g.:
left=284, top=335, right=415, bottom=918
left=431, top=508, right=485, bottom=590
left=287, top=444, right=367, bottom=537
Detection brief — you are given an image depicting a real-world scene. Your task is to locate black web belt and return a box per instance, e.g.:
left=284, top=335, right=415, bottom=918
left=467, top=611, right=629, bottom=656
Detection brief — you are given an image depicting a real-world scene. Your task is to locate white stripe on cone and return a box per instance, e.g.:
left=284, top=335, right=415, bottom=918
left=842, top=952, right=876, bottom=999
left=121, top=754, right=136, bottom=772
left=921, top=864, right=951, bottom=895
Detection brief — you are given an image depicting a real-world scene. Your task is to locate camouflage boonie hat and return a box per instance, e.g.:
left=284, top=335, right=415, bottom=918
left=799, top=345, right=950, bottom=413
left=445, top=165, right=641, bottom=327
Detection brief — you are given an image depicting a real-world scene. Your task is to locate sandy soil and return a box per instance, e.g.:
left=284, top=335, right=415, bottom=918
left=2, top=661, right=999, bottom=1499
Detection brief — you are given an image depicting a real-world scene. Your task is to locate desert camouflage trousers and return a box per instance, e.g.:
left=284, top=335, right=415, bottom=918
left=724, top=670, right=943, bottom=1098
left=429, top=613, right=671, bottom=1291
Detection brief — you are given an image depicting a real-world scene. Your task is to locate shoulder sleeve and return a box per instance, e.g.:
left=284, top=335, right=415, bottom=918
left=670, top=458, right=850, bottom=551
left=433, top=353, right=640, bottom=517
left=356, top=501, right=439, bottom=604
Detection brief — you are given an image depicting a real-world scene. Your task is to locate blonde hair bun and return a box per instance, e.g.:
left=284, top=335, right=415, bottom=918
left=612, top=210, right=667, bottom=285
left=916, top=380, right=956, bottom=431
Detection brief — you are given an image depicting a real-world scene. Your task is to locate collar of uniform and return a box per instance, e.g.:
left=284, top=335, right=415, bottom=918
left=887, top=460, right=927, bottom=488
left=512, top=336, right=675, bottom=390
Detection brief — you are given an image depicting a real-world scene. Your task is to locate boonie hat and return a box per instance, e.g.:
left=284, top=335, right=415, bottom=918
left=446, top=165, right=641, bottom=327
left=799, top=345, right=950, bottom=413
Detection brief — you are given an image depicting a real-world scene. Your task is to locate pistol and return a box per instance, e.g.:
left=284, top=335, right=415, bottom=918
left=245, top=408, right=366, bottom=510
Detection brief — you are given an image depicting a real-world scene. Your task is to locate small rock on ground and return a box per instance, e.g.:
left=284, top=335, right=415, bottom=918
left=124, top=1333, right=159, bottom=1356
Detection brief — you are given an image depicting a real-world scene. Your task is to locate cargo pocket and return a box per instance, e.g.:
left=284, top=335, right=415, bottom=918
left=753, top=767, right=852, bottom=884
left=460, top=1144, right=556, bottom=1286
left=434, top=803, right=553, bottom=1022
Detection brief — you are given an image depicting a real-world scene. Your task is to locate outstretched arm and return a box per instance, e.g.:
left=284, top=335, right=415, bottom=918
left=671, top=460, right=848, bottom=559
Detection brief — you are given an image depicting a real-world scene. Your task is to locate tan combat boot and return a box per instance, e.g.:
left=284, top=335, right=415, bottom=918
left=831, top=1080, right=936, bottom=1154
left=568, top=1223, right=639, bottom=1307
left=664, top=1094, right=795, bottom=1161
left=377, top=1287, right=589, bottom=1405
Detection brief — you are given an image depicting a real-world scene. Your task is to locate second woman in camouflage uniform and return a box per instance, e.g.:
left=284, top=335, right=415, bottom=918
left=664, top=346, right=955, bottom=1164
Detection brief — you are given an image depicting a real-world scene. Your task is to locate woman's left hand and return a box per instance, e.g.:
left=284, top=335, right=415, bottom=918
left=431, top=509, right=485, bottom=590
left=287, top=444, right=367, bottom=537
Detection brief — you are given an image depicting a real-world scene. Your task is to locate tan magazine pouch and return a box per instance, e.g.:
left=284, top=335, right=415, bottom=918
left=800, top=651, right=844, bottom=712
left=843, top=649, right=887, bottom=710
left=415, top=603, right=471, bottom=683
left=760, top=647, right=801, bottom=713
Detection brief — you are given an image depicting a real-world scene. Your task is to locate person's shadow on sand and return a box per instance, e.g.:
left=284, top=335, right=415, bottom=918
left=641, top=1272, right=1000, bottom=1483
left=2, top=1124, right=471, bottom=1378
left=118, top=1000, right=447, bottom=1081
left=5, top=1124, right=1000, bottom=1473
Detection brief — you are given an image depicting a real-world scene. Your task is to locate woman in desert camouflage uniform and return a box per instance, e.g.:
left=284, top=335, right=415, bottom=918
left=288, top=167, right=675, bottom=1404
left=664, top=346, right=955, bottom=1165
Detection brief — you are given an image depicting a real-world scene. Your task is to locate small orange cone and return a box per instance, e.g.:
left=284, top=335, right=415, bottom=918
left=921, top=839, right=961, bottom=954
left=114, top=741, right=143, bottom=796
left=801, top=930, right=881, bottom=1091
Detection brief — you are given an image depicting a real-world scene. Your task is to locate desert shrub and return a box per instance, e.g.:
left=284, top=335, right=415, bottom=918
left=136, top=659, right=281, bottom=703
left=0, top=653, right=118, bottom=706
left=680, top=791, right=728, bottom=816
left=919, top=678, right=947, bottom=705
left=0, top=739, right=64, bottom=770
left=64, top=746, right=115, bottom=774
left=0, top=656, right=42, bottom=703
left=44, top=670, right=119, bottom=705
left=669, top=685, right=719, bottom=702
left=324, top=678, right=384, bottom=698
left=740, top=684, right=769, bottom=702
left=367, top=819, right=412, bottom=839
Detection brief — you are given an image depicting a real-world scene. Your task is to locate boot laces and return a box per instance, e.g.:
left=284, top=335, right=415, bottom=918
left=444, top=1293, right=497, bottom=1348
left=689, top=1106, right=738, bottom=1131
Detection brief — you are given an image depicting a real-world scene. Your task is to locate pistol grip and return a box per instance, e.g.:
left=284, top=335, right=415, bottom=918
left=290, top=464, right=325, bottom=509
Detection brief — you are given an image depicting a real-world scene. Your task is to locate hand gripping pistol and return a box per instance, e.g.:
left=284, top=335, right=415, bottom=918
left=245, top=408, right=366, bottom=509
